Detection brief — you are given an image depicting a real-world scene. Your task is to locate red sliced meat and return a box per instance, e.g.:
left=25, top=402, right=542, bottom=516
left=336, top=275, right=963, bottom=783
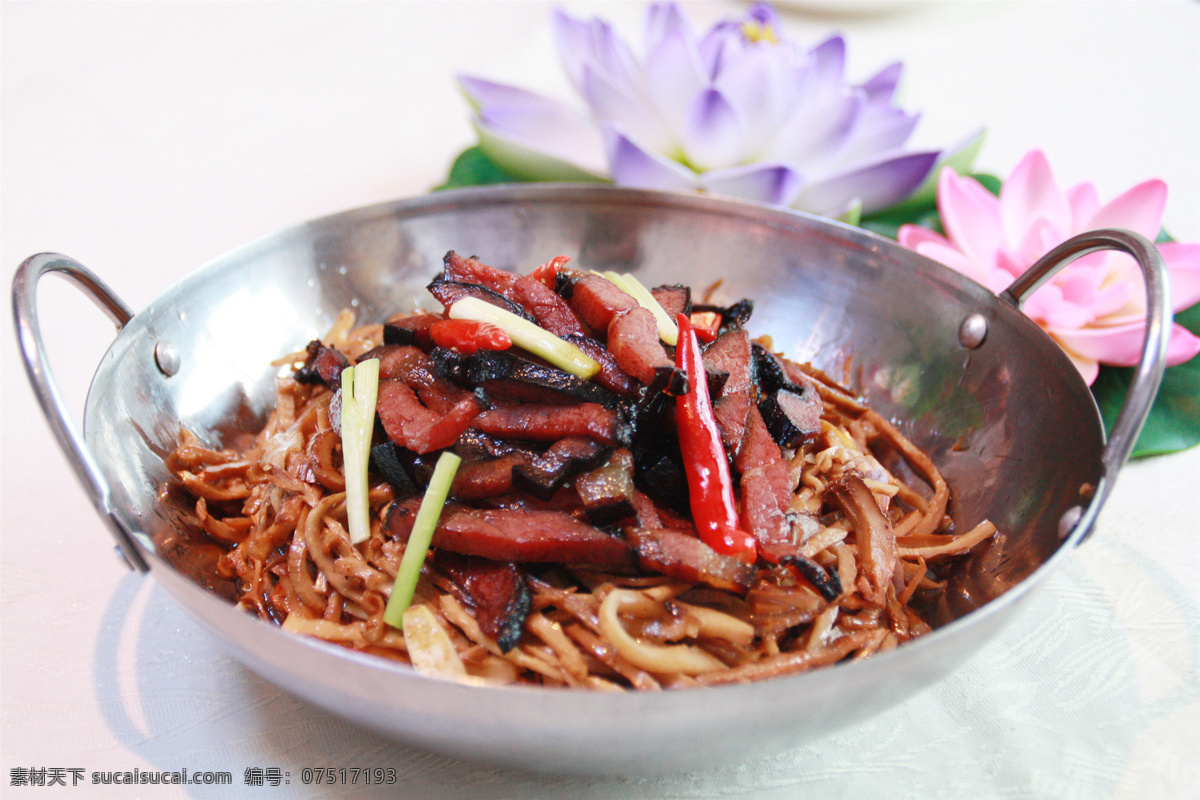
left=511, top=274, right=589, bottom=338
left=369, top=345, right=434, bottom=383
left=626, top=528, right=757, bottom=594
left=473, top=402, right=627, bottom=445
left=734, top=405, right=794, bottom=547
left=434, top=551, right=530, bottom=652
left=441, top=252, right=589, bottom=339
left=443, top=251, right=519, bottom=296
left=629, top=490, right=663, bottom=530
left=385, top=500, right=636, bottom=570
left=607, top=307, right=675, bottom=388
left=739, top=469, right=791, bottom=547
left=368, top=345, right=475, bottom=415
left=759, top=386, right=822, bottom=448
left=384, top=312, right=440, bottom=350
left=565, top=272, right=638, bottom=332
left=650, top=284, right=691, bottom=320
left=734, top=403, right=791, bottom=480
left=451, top=453, right=529, bottom=499
left=376, top=380, right=481, bottom=454
left=294, top=340, right=350, bottom=387
left=428, top=279, right=533, bottom=322
left=563, top=335, right=637, bottom=395
left=511, top=436, right=610, bottom=498
left=703, top=330, right=752, bottom=451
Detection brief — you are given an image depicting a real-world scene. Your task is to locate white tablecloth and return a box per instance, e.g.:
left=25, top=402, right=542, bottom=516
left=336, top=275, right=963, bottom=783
left=3, top=2, right=1197, bottom=797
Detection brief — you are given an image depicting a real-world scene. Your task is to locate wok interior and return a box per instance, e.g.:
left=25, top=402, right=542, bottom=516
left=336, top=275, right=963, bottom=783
left=86, top=185, right=1104, bottom=647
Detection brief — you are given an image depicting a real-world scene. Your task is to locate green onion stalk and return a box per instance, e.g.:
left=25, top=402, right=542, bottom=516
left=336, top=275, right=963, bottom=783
left=340, top=359, right=380, bottom=546
left=383, top=450, right=462, bottom=629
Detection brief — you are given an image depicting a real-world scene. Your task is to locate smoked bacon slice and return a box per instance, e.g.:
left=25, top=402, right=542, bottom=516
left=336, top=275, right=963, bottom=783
left=702, top=330, right=753, bottom=451
left=434, top=551, right=530, bottom=652
left=472, top=402, right=629, bottom=446
left=376, top=380, right=480, bottom=454
left=384, top=500, right=636, bottom=571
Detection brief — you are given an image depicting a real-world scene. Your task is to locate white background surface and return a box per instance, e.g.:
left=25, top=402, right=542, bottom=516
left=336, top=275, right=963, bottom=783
left=2, top=1, right=1197, bottom=798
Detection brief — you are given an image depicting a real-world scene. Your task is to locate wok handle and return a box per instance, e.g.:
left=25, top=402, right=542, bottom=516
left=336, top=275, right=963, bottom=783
left=999, top=228, right=1170, bottom=543
left=11, top=253, right=149, bottom=572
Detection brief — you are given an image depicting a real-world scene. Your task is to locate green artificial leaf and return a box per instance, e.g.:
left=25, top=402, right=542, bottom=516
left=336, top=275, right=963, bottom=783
left=1093, top=357, right=1200, bottom=457
left=859, top=187, right=939, bottom=239
left=435, top=146, right=523, bottom=190
left=1176, top=298, right=1200, bottom=333
left=1092, top=300, right=1200, bottom=457
left=972, top=173, right=1003, bottom=196
left=836, top=199, right=863, bottom=227
left=860, top=205, right=941, bottom=240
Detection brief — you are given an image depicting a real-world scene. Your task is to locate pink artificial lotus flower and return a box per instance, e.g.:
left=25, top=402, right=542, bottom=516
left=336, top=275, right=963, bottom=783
left=898, top=150, right=1200, bottom=384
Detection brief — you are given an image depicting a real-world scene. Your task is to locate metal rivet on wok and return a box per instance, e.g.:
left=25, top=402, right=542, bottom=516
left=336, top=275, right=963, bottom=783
left=154, top=341, right=181, bottom=377
left=958, top=313, right=989, bottom=349
left=1058, top=505, right=1083, bottom=540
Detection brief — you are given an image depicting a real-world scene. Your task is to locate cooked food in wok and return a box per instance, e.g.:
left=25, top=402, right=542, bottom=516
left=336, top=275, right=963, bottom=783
left=166, top=251, right=998, bottom=690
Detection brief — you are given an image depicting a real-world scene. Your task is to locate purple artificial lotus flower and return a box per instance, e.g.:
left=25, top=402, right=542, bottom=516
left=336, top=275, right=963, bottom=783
left=458, top=2, right=942, bottom=217
left=898, top=150, right=1200, bottom=385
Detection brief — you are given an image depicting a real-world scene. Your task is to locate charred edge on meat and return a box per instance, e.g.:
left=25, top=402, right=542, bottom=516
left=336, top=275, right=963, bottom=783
left=560, top=334, right=638, bottom=395
left=472, top=386, right=492, bottom=411
left=759, top=386, right=820, bottom=449
left=453, top=430, right=535, bottom=460
left=382, top=323, right=415, bottom=347
left=369, top=441, right=419, bottom=498
left=751, top=342, right=792, bottom=394
left=511, top=438, right=613, bottom=500
left=705, top=368, right=730, bottom=398
left=494, top=580, right=530, bottom=651
left=779, top=553, right=843, bottom=602
left=622, top=386, right=690, bottom=513
left=293, top=340, right=350, bottom=387
left=434, top=552, right=531, bottom=653
left=575, top=449, right=638, bottom=526
left=649, top=284, right=692, bottom=319
left=693, top=298, right=754, bottom=331
left=476, top=350, right=620, bottom=406
left=427, top=277, right=538, bottom=323
left=452, top=433, right=615, bottom=500
left=554, top=270, right=579, bottom=299
left=430, top=346, right=470, bottom=384
left=431, top=347, right=621, bottom=408
left=633, top=451, right=690, bottom=515
left=751, top=344, right=822, bottom=448
left=382, top=313, right=439, bottom=350
left=646, top=365, right=689, bottom=396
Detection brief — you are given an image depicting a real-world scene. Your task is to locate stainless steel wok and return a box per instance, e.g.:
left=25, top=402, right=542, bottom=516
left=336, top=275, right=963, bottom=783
left=12, top=185, right=1170, bottom=775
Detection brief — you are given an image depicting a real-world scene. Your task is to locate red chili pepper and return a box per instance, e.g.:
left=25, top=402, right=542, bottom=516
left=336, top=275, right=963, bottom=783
left=529, top=255, right=571, bottom=289
left=688, top=311, right=722, bottom=343
left=429, top=319, right=512, bottom=355
left=674, top=313, right=758, bottom=563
